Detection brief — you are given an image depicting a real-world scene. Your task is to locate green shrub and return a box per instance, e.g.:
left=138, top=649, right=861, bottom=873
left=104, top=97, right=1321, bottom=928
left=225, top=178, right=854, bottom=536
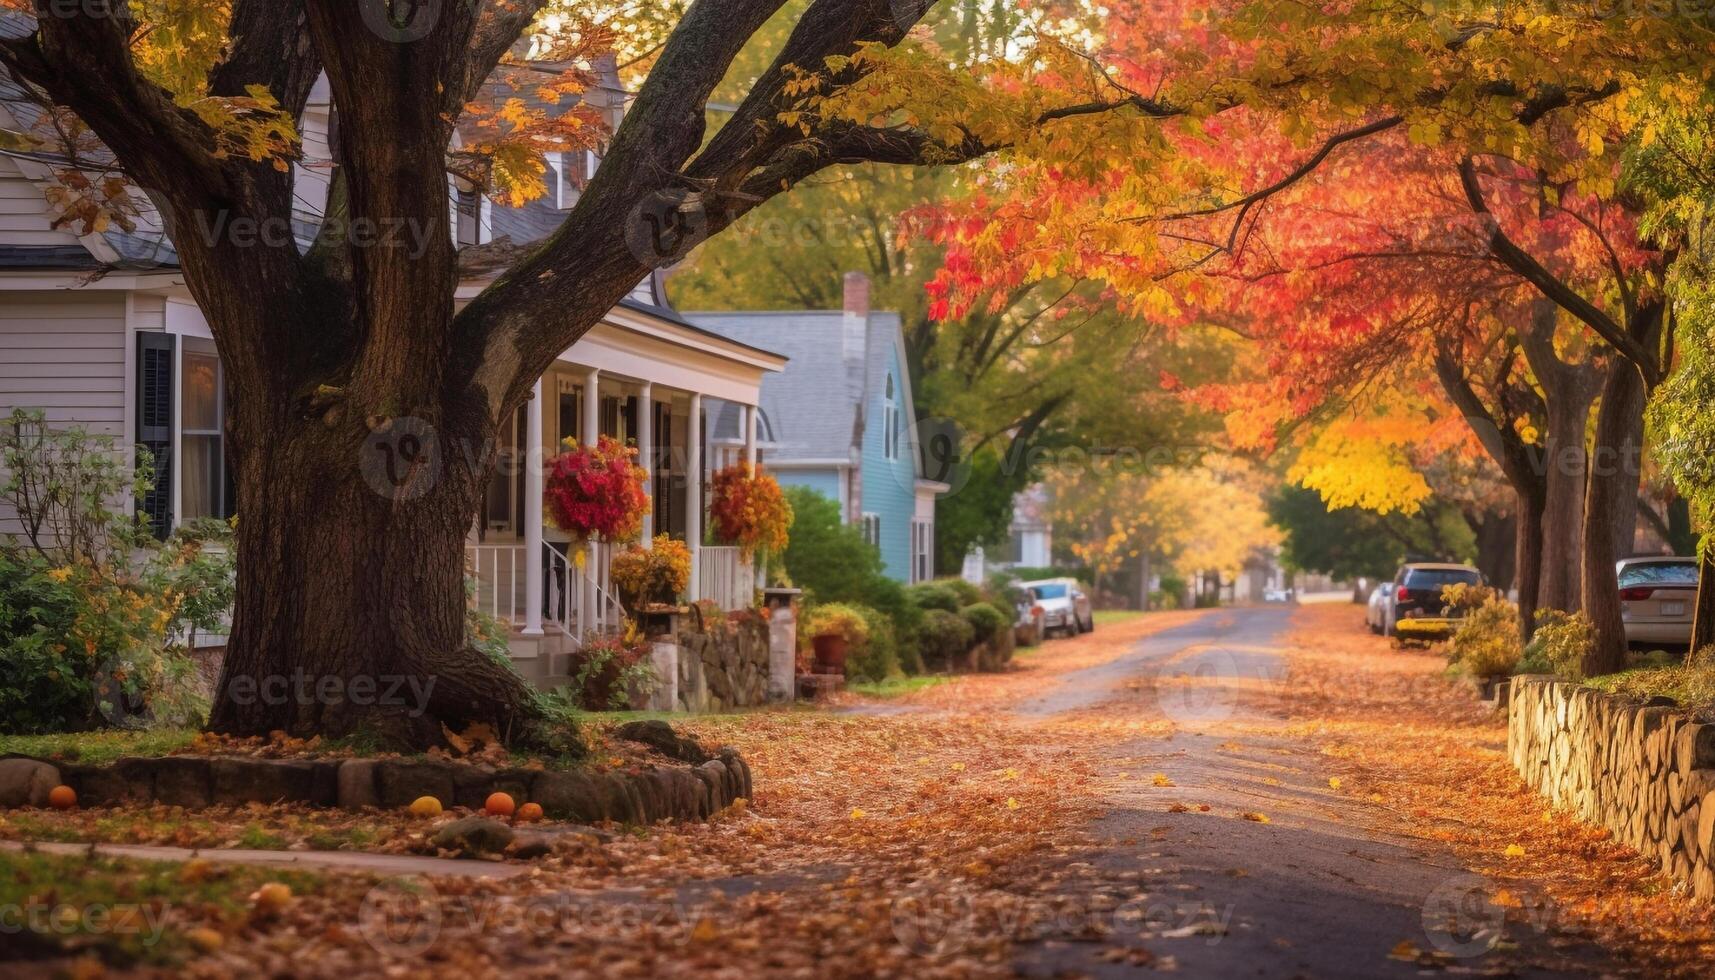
left=1521, top=609, right=1596, bottom=680
left=0, top=412, right=226, bottom=733
left=937, top=577, right=984, bottom=607
left=1448, top=596, right=1521, bottom=678
left=563, top=634, right=657, bottom=711
left=960, top=601, right=1009, bottom=644
left=845, top=605, right=900, bottom=683
left=978, top=620, right=1017, bottom=671
left=904, top=581, right=961, bottom=613
left=918, top=609, right=976, bottom=670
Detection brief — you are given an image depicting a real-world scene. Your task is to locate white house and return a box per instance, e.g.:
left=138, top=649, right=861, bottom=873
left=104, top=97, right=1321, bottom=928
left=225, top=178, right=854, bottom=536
left=0, top=52, right=787, bottom=684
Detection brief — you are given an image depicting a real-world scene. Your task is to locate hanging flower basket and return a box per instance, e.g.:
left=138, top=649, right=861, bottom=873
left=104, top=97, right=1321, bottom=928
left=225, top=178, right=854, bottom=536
left=544, top=435, right=649, bottom=542
left=708, top=463, right=792, bottom=561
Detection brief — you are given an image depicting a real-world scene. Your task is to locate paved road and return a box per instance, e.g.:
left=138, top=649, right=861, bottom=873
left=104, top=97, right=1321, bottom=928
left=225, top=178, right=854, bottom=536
left=1011, top=606, right=1614, bottom=979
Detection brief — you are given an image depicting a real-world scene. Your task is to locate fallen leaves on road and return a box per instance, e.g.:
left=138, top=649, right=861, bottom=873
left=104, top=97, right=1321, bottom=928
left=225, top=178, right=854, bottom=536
left=1281, top=603, right=1715, bottom=977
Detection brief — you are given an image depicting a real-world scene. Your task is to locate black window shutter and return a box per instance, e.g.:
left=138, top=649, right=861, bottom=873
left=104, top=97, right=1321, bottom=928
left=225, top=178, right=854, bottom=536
left=135, top=332, right=174, bottom=539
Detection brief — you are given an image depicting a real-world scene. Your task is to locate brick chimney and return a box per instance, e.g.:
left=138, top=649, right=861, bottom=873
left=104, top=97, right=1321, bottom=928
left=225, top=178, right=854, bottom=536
left=841, top=271, right=869, bottom=365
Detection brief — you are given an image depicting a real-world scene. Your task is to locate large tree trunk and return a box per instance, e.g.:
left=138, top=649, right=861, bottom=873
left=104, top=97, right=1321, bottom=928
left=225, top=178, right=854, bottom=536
left=1514, top=486, right=1544, bottom=641
left=207, top=405, right=541, bottom=747
left=1691, top=545, right=1715, bottom=659
left=1580, top=357, right=1649, bottom=677
left=1536, top=381, right=1595, bottom=615
left=1471, top=508, right=1517, bottom=594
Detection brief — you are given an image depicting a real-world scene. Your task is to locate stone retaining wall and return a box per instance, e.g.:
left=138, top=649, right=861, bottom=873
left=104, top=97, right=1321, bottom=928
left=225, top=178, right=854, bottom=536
left=1507, top=676, right=1715, bottom=898
left=0, top=747, right=750, bottom=825
left=677, top=614, right=771, bottom=712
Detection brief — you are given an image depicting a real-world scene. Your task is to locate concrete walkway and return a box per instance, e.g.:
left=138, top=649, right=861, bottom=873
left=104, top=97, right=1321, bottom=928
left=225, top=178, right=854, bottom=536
left=0, top=838, right=529, bottom=878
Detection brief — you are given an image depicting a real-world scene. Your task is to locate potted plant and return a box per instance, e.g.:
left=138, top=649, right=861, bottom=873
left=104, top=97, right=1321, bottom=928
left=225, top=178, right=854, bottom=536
left=803, top=602, right=868, bottom=675
left=610, top=535, right=691, bottom=609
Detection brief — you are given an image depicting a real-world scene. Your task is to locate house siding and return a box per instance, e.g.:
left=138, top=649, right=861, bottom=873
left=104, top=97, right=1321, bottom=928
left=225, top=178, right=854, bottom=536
left=775, top=468, right=843, bottom=506
left=0, top=156, right=83, bottom=248
left=860, top=344, right=919, bottom=582
left=0, top=291, right=129, bottom=536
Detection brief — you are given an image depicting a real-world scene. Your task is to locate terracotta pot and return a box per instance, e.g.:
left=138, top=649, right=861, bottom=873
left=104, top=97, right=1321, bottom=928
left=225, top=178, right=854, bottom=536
left=811, top=632, right=848, bottom=675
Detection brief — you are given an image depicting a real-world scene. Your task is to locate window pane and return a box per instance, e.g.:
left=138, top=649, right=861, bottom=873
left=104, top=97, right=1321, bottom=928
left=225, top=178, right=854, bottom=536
left=182, top=434, right=220, bottom=520
left=182, top=353, right=219, bottom=431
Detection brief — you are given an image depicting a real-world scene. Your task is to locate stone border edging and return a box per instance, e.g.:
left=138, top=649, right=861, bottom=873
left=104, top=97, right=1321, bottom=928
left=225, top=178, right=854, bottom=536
left=0, top=737, right=751, bottom=826
left=1507, top=675, right=1715, bottom=898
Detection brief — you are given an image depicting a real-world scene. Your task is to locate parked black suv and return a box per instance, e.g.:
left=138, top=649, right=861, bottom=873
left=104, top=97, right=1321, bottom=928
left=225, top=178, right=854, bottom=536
left=1383, top=563, right=1483, bottom=636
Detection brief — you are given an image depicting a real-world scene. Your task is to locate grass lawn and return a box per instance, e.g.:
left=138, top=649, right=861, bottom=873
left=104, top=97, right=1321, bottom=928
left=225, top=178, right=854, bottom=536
left=0, top=849, right=329, bottom=965
left=0, top=728, right=199, bottom=765
left=848, top=675, right=952, bottom=698
left=1093, top=609, right=1147, bottom=626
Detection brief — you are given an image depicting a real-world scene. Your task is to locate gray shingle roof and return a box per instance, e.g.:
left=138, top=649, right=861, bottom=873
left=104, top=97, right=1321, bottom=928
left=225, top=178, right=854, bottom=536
left=686, top=310, right=903, bottom=465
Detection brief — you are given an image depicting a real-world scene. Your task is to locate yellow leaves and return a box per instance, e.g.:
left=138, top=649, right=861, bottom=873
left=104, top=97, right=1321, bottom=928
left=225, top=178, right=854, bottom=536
left=1152, top=773, right=1175, bottom=787
left=1241, top=811, right=1270, bottom=824
left=848, top=807, right=866, bottom=820
left=1504, top=843, right=1526, bottom=858
left=689, top=918, right=720, bottom=943
left=1005, top=797, right=1020, bottom=810
left=1327, top=777, right=1342, bottom=791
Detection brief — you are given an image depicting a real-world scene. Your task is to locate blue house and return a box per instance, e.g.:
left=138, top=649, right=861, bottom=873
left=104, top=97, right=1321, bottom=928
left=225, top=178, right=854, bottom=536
left=691, top=273, right=946, bottom=583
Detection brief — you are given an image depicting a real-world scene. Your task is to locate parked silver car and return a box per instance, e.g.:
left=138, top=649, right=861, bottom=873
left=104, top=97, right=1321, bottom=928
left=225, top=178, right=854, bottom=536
left=1366, top=582, right=1392, bottom=634
left=1618, top=557, right=1699, bottom=648
left=1020, top=578, right=1093, bottom=637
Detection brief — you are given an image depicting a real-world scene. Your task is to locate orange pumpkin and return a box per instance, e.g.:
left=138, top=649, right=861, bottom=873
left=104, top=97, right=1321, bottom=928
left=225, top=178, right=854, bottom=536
left=484, top=792, right=516, bottom=817
left=47, top=785, right=76, bottom=810
left=516, top=802, right=544, bottom=823
left=407, top=796, right=443, bottom=817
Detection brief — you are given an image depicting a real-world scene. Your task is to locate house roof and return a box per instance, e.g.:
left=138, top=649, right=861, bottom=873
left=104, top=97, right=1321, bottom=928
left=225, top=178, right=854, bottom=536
left=688, top=310, right=908, bottom=466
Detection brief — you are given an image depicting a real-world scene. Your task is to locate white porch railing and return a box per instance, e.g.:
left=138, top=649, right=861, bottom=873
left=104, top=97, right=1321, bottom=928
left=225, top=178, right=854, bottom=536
left=698, top=545, right=753, bottom=611
left=466, top=543, right=625, bottom=646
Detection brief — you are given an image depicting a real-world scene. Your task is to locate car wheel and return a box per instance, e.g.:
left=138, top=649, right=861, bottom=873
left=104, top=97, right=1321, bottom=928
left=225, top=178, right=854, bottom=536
left=1084, top=615, right=1095, bottom=633
left=1383, top=613, right=1395, bottom=638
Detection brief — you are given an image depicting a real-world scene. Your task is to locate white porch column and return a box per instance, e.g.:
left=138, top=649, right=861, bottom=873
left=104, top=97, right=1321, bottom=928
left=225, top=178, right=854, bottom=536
left=687, top=392, right=702, bottom=601
left=638, top=382, right=654, bottom=549
left=582, top=369, right=599, bottom=633
left=744, top=403, right=757, bottom=471
left=522, top=378, right=545, bottom=636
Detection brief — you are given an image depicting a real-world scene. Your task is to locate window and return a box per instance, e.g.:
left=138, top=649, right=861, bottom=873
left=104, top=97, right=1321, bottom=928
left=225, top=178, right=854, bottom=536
left=861, top=513, right=881, bottom=550
left=180, top=351, right=231, bottom=520
left=882, top=374, right=899, bottom=459
left=454, top=188, right=481, bottom=245
left=911, top=519, right=933, bottom=583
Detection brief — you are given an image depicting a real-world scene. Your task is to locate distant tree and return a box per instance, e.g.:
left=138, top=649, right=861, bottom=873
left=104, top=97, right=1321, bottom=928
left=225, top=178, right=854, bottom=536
left=1268, top=486, right=1474, bottom=585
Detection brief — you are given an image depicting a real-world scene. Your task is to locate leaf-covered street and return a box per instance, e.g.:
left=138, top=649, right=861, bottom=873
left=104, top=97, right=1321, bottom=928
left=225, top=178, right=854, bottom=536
left=7, top=604, right=1712, bottom=978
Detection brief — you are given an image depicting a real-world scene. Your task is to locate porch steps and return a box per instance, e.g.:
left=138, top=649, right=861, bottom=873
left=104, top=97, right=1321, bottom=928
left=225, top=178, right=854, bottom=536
left=507, top=630, right=576, bottom=689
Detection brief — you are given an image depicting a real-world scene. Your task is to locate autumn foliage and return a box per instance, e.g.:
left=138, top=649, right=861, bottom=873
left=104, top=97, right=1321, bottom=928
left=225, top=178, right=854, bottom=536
left=707, top=464, right=792, bottom=561
left=543, top=435, right=649, bottom=541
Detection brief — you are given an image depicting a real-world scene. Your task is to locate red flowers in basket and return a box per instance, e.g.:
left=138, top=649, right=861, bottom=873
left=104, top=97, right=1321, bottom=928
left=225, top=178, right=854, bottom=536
left=544, top=435, right=649, bottom=541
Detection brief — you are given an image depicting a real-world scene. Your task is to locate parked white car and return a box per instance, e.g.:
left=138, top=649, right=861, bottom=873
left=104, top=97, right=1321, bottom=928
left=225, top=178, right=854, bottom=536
left=1618, top=557, right=1699, bottom=648
left=1020, top=578, right=1093, bottom=638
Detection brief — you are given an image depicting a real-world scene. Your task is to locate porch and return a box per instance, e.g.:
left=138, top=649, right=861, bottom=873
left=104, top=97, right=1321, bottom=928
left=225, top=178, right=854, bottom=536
left=458, top=297, right=783, bottom=678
